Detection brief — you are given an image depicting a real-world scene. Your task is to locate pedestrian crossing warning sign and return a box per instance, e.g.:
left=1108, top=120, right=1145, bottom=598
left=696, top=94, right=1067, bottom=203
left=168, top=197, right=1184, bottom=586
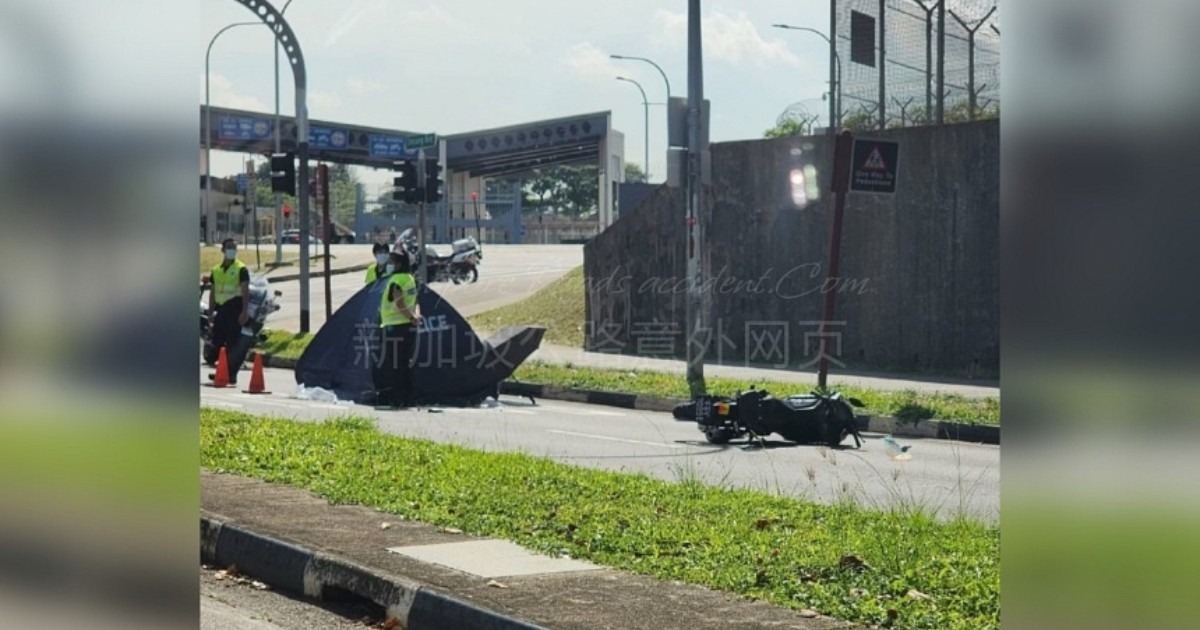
left=862, top=147, right=887, bottom=171
left=850, top=139, right=899, bottom=194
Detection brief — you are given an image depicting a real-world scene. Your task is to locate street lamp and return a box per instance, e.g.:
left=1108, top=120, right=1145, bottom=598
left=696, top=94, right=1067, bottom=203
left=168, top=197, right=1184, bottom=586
left=272, top=0, right=298, bottom=265
left=772, top=23, right=842, bottom=132
left=611, top=54, right=671, bottom=179
left=609, top=54, right=671, bottom=98
left=616, top=76, right=650, bottom=181
left=204, top=21, right=258, bottom=247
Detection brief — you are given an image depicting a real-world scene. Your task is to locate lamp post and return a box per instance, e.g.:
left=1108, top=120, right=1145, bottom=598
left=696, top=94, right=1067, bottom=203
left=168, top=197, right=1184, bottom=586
left=611, top=54, right=671, bottom=179
left=204, top=21, right=258, bottom=247
left=616, top=76, right=650, bottom=181
left=272, top=0, right=297, bottom=265
left=772, top=23, right=842, bottom=132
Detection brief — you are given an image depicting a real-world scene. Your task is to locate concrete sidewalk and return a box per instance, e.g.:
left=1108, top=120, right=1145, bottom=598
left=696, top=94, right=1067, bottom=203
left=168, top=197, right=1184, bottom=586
left=202, top=471, right=858, bottom=630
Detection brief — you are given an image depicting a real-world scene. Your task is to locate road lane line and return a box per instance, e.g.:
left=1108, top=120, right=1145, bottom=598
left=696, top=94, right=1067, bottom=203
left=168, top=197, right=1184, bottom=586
left=547, top=429, right=685, bottom=449
left=537, top=406, right=625, bottom=417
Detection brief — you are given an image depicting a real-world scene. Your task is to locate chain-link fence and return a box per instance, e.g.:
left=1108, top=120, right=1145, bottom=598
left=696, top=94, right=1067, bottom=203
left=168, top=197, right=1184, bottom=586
left=778, top=1, right=999, bottom=132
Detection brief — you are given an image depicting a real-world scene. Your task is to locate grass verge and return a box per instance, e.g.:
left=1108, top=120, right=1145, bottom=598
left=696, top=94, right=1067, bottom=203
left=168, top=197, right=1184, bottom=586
left=259, top=329, right=313, bottom=361
left=202, top=408, right=999, bottom=630
left=200, top=246, right=303, bottom=276
left=468, top=266, right=585, bottom=347
left=511, top=361, right=998, bottom=425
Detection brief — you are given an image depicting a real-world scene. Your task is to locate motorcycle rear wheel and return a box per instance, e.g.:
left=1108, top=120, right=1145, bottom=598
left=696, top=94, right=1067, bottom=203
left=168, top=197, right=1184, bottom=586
left=704, top=428, right=736, bottom=444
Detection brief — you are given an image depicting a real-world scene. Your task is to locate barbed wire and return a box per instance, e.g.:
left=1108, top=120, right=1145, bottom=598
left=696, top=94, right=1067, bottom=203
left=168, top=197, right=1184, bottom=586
left=830, top=0, right=999, bottom=127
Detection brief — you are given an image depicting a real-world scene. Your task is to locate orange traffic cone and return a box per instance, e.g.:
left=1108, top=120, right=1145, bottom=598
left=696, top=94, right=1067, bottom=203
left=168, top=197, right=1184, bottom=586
left=210, top=347, right=230, bottom=388
left=243, top=352, right=271, bottom=395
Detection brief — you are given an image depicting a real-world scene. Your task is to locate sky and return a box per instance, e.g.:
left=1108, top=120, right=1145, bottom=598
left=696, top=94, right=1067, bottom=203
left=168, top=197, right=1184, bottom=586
left=201, top=0, right=832, bottom=191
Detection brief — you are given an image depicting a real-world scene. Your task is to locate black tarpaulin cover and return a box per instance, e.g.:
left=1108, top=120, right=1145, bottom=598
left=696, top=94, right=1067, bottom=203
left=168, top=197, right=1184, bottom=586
left=294, top=280, right=545, bottom=406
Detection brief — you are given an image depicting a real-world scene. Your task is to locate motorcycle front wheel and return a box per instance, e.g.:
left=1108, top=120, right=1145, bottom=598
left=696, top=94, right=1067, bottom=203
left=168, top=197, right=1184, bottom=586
left=467, top=267, right=479, bottom=283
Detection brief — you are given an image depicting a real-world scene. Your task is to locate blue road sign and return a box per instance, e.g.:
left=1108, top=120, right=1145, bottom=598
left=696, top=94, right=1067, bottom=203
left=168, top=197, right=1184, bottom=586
left=369, top=134, right=418, bottom=159
left=218, top=116, right=272, bottom=140
left=310, top=126, right=349, bottom=150
left=236, top=173, right=248, bottom=193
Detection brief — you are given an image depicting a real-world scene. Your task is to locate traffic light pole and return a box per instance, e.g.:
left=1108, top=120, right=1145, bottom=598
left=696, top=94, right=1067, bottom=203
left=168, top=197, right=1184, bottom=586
left=230, top=0, right=310, bottom=332
left=318, top=164, right=332, bottom=320
left=417, top=149, right=427, bottom=290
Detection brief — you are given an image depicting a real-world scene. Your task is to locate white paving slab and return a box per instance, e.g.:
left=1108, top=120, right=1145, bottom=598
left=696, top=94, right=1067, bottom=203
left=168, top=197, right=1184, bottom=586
left=387, top=539, right=600, bottom=578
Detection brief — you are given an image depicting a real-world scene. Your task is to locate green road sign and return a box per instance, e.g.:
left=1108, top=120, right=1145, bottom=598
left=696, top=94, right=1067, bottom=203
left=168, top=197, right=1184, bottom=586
left=406, top=133, right=437, bottom=150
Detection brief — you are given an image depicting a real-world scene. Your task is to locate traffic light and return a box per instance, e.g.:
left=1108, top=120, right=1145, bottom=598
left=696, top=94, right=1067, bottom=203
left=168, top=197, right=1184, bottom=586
left=423, top=158, right=444, bottom=203
left=270, top=152, right=295, bottom=194
left=392, top=159, right=420, bottom=203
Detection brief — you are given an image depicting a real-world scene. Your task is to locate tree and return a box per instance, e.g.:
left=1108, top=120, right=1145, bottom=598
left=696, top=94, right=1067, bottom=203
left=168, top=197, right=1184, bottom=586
left=762, top=118, right=809, bottom=138
left=624, top=162, right=648, bottom=183
left=252, top=160, right=361, bottom=228
left=840, top=109, right=878, bottom=132
left=522, top=165, right=599, bottom=218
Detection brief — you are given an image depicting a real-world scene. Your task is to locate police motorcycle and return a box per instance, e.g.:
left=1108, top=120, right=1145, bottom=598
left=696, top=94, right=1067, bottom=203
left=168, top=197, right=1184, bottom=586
left=200, top=274, right=283, bottom=366
left=673, top=387, right=865, bottom=448
left=396, top=229, right=482, bottom=284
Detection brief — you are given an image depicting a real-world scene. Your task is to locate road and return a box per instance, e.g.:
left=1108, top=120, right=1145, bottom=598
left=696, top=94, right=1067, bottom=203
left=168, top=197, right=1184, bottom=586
left=267, top=244, right=582, bottom=332
left=201, top=366, right=999, bottom=523
left=201, top=565, right=382, bottom=629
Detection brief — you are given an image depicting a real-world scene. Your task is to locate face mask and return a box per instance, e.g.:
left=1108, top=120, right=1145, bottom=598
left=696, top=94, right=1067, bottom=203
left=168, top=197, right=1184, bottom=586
left=223, top=249, right=236, bottom=261
left=376, top=254, right=388, bottom=265
left=385, top=264, right=396, bottom=274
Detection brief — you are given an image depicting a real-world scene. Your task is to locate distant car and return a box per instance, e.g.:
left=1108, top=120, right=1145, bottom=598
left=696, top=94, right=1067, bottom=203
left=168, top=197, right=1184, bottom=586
left=281, top=230, right=323, bottom=246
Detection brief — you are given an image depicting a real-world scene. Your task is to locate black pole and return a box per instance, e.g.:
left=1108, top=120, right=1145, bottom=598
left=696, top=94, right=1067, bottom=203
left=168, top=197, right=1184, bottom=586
left=319, top=164, right=331, bottom=320
left=819, top=130, right=855, bottom=390
left=878, top=0, right=886, bottom=130
left=936, top=1, right=946, bottom=124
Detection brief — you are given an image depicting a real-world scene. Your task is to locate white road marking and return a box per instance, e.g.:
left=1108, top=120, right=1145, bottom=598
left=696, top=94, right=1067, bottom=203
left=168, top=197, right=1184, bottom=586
left=547, top=429, right=685, bottom=449
left=537, top=406, right=625, bottom=417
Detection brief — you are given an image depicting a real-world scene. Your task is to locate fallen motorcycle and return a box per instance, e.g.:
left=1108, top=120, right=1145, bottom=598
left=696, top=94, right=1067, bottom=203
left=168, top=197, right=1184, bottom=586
left=673, top=387, right=864, bottom=448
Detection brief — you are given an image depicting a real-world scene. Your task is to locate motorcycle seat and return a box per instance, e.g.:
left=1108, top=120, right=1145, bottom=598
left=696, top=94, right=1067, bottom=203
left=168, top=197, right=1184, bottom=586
left=781, top=395, right=825, bottom=412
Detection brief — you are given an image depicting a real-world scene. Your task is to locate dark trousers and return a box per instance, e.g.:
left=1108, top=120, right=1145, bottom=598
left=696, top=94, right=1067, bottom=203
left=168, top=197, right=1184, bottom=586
left=373, top=324, right=415, bottom=407
left=211, top=300, right=249, bottom=383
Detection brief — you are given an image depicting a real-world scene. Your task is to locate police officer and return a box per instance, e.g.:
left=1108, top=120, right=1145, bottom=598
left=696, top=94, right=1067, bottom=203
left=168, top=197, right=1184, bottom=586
left=364, top=241, right=390, bottom=284
left=374, top=249, right=422, bottom=409
left=207, top=238, right=250, bottom=384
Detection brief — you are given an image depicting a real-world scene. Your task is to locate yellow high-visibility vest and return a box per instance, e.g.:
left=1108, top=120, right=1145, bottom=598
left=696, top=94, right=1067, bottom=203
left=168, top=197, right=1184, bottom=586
left=379, top=272, right=417, bottom=326
left=211, top=260, right=247, bottom=306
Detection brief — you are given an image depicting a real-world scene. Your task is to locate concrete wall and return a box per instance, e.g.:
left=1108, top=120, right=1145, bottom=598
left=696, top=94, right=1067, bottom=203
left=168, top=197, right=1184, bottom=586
left=583, top=120, right=999, bottom=378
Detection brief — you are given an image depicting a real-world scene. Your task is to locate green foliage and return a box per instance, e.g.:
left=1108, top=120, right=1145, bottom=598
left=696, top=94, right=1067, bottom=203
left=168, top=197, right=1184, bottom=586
left=200, top=409, right=1000, bottom=630
left=624, top=162, right=648, bottom=183
left=762, top=118, right=811, bottom=139
left=523, top=165, right=600, bottom=218
left=252, top=161, right=361, bottom=227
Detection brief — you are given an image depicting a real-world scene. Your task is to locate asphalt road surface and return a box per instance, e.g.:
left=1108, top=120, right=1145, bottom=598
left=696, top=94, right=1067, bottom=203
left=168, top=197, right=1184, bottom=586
left=268, top=244, right=582, bottom=332
left=201, top=566, right=382, bottom=630
left=201, top=367, right=1000, bottom=523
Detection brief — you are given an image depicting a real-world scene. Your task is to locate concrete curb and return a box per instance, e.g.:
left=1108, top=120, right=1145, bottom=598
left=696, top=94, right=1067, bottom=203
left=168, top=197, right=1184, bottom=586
left=259, top=353, right=999, bottom=445
left=201, top=513, right=549, bottom=630
left=268, top=263, right=371, bottom=283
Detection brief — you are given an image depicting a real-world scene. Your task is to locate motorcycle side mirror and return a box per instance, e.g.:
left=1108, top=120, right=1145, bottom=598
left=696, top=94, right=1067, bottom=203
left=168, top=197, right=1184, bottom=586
left=846, top=397, right=865, bottom=408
